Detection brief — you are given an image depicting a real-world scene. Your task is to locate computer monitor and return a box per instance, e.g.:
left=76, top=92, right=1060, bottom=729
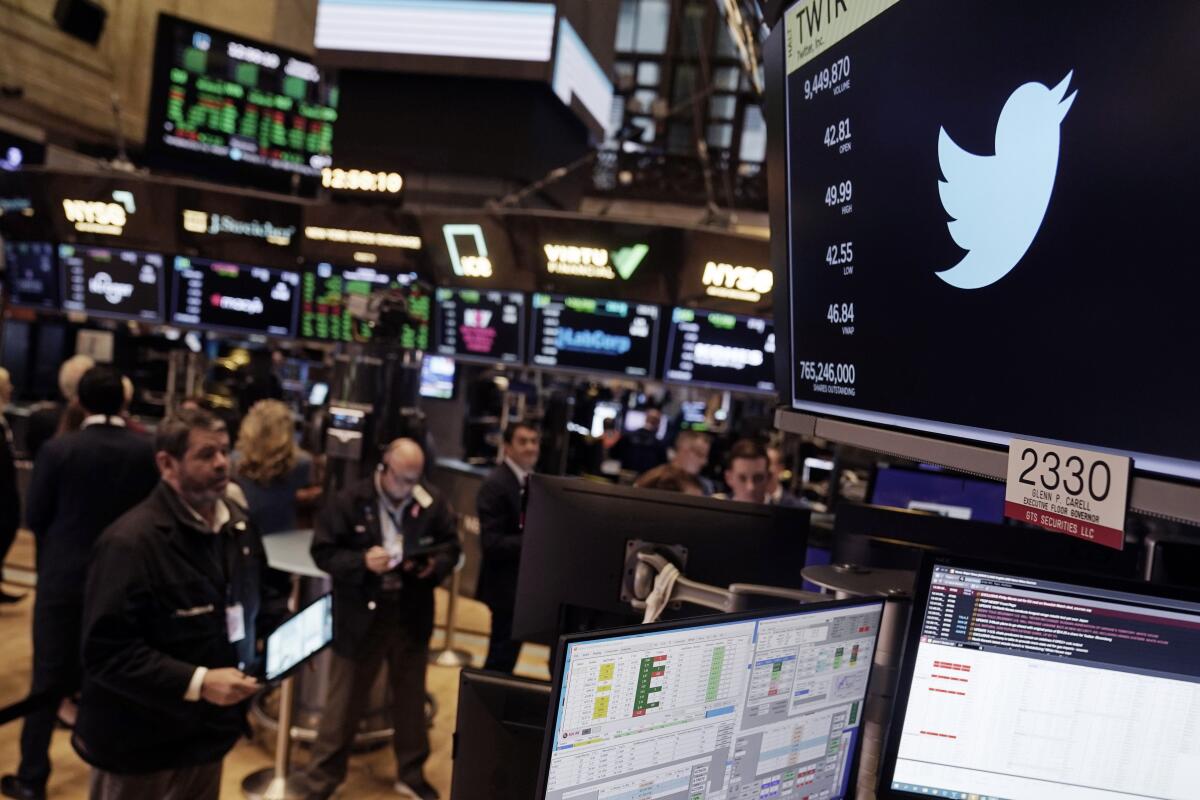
left=512, top=476, right=811, bottom=645
left=880, top=555, right=1200, bottom=800
left=832, top=503, right=1141, bottom=580
left=528, top=293, right=661, bottom=379
left=419, top=355, right=455, bottom=400
left=662, top=307, right=776, bottom=395
left=59, top=244, right=166, bottom=323
left=536, top=599, right=886, bottom=800
left=433, top=287, right=525, bottom=365
left=170, top=255, right=301, bottom=337
left=451, top=669, right=551, bottom=800
left=870, top=465, right=1006, bottom=524
left=3, top=240, right=59, bottom=310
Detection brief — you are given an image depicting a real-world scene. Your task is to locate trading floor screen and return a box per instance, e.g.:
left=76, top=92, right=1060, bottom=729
left=530, top=293, right=660, bottom=378
left=887, top=563, right=1200, bottom=800
left=542, top=601, right=884, bottom=800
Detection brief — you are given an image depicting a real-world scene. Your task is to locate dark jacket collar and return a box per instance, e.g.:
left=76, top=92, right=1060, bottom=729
left=152, top=481, right=252, bottom=538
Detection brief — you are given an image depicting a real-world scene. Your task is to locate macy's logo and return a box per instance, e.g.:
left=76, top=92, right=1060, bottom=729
left=210, top=293, right=264, bottom=315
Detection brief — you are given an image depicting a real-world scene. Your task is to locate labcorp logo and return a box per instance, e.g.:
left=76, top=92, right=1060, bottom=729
left=543, top=243, right=648, bottom=281
left=702, top=261, right=773, bottom=303
left=88, top=272, right=135, bottom=305
left=443, top=224, right=493, bottom=278
left=62, top=190, right=137, bottom=236
left=936, top=71, right=1076, bottom=289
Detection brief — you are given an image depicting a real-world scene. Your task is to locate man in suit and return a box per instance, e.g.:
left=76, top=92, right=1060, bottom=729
left=2, top=367, right=159, bottom=800
left=0, top=367, right=23, bottom=603
left=476, top=421, right=540, bottom=673
left=305, top=439, right=459, bottom=800
left=23, top=354, right=94, bottom=462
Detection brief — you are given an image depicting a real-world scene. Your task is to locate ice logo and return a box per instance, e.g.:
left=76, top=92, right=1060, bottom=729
left=936, top=71, right=1077, bottom=290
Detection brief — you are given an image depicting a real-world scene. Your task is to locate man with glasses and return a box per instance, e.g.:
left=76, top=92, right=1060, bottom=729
left=305, top=439, right=459, bottom=800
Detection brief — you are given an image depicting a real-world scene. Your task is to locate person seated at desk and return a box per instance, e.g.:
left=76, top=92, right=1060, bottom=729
left=232, top=399, right=321, bottom=534
left=669, top=430, right=716, bottom=495
left=610, top=408, right=667, bottom=475
left=719, top=439, right=770, bottom=505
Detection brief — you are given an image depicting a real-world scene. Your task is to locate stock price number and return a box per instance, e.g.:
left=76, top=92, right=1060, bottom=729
left=825, top=242, right=853, bottom=267
left=1017, top=447, right=1114, bottom=502
left=824, top=180, right=852, bottom=207
left=823, top=118, right=851, bottom=148
left=826, top=302, right=855, bottom=324
left=803, top=56, right=851, bottom=102
left=798, top=361, right=856, bottom=385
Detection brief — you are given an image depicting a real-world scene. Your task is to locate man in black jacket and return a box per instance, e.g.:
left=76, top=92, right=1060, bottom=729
left=304, top=438, right=459, bottom=800
left=69, top=408, right=281, bottom=800
left=0, top=367, right=23, bottom=603
left=476, top=421, right=540, bottom=673
left=2, top=367, right=159, bottom=800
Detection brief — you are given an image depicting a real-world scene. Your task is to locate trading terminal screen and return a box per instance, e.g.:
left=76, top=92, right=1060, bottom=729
left=433, top=287, right=524, bottom=365
left=541, top=600, right=884, bottom=800
left=776, top=0, right=1200, bottom=479
left=530, top=293, right=660, bottom=379
left=886, top=563, right=1200, bottom=800
left=664, top=307, right=776, bottom=395
left=3, top=241, right=59, bottom=310
left=147, top=14, right=337, bottom=177
left=170, top=255, right=300, bottom=337
left=300, top=263, right=426, bottom=347
left=59, top=245, right=165, bottom=323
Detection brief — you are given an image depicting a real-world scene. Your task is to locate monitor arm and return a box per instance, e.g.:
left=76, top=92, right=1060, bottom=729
left=628, top=552, right=826, bottom=617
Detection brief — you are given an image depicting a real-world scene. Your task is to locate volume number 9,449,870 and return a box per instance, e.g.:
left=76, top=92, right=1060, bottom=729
left=803, top=56, right=851, bottom=102
left=798, top=361, right=857, bottom=385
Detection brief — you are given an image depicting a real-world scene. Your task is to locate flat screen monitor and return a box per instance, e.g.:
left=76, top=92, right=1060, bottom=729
left=145, top=14, right=337, bottom=181
left=451, top=669, right=550, bottom=800
left=513, top=476, right=811, bottom=645
left=537, top=599, right=885, bottom=800
left=420, top=355, right=455, bottom=400
left=880, top=555, right=1200, bottom=800
left=768, top=0, right=1200, bottom=481
left=433, top=287, right=525, bottom=365
left=264, top=592, right=333, bottom=682
left=664, top=307, right=776, bottom=395
left=3, top=241, right=59, bottom=310
left=170, top=255, right=300, bottom=337
left=870, top=465, right=1006, bottom=524
left=300, top=262, right=424, bottom=345
left=529, top=293, right=660, bottom=379
left=59, top=244, right=165, bottom=323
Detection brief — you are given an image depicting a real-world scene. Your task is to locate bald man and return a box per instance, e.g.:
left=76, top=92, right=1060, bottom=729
left=306, top=439, right=460, bottom=800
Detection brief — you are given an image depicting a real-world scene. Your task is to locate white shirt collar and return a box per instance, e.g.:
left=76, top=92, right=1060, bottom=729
left=504, top=457, right=529, bottom=485
left=181, top=496, right=230, bottom=534
left=81, top=414, right=126, bottom=429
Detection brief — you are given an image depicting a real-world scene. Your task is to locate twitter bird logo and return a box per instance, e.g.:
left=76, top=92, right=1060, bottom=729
left=936, top=71, right=1077, bottom=289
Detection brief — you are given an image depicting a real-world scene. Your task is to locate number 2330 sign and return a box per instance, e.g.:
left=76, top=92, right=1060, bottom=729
left=1004, top=439, right=1131, bottom=550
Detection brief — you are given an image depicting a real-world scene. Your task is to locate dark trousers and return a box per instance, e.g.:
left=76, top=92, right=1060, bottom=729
left=18, top=597, right=83, bottom=789
left=483, top=594, right=521, bottom=673
left=88, top=761, right=221, bottom=800
left=305, top=626, right=433, bottom=799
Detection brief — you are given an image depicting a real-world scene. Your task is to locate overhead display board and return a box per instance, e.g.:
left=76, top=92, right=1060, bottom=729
left=145, top=14, right=338, bottom=182
left=529, top=293, right=660, bottom=379
left=170, top=255, right=300, bottom=337
left=302, top=204, right=422, bottom=270
left=433, top=287, right=525, bottom=365
left=770, top=0, right=1200, bottom=481
left=664, top=307, right=776, bottom=395
left=299, top=262, right=427, bottom=348
left=177, top=187, right=300, bottom=265
left=59, top=244, right=165, bottom=323
left=3, top=240, right=59, bottom=310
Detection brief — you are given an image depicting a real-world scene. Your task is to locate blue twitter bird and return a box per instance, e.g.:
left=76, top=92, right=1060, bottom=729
left=936, top=71, right=1077, bottom=289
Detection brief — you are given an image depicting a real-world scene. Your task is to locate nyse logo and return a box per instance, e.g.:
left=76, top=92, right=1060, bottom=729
left=702, top=262, right=773, bottom=303
left=62, top=191, right=137, bottom=236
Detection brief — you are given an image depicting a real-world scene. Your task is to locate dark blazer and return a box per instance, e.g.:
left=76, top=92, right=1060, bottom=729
left=0, top=421, right=19, bottom=551
left=475, top=464, right=524, bottom=609
left=73, top=483, right=284, bottom=774
left=311, top=478, right=459, bottom=658
left=26, top=422, right=159, bottom=602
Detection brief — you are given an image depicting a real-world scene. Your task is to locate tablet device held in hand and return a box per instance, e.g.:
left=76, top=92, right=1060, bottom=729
left=264, top=593, right=333, bottom=683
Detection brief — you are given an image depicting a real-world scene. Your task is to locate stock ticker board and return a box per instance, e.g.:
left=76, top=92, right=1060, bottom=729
left=151, top=15, right=337, bottom=177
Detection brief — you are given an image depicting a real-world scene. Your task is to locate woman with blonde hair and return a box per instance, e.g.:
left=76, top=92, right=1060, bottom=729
left=233, top=399, right=322, bottom=533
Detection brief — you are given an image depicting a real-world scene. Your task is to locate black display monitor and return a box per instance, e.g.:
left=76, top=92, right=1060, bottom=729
left=879, top=555, right=1200, bottom=800
left=663, top=307, right=776, bottom=395
left=767, top=0, right=1200, bottom=482
left=512, top=476, right=811, bottom=645
left=451, top=669, right=550, bottom=800
left=536, top=599, right=885, bottom=800
left=869, top=465, right=1006, bottom=524
left=299, top=262, right=426, bottom=346
left=529, top=293, right=660, bottom=379
left=145, top=13, right=338, bottom=182
left=170, top=255, right=300, bottom=337
left=433, top=287, right=525, bottom=365
left=59, top=244, right=165, bottom=323
left=3, top=240, right=59, bottom=310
